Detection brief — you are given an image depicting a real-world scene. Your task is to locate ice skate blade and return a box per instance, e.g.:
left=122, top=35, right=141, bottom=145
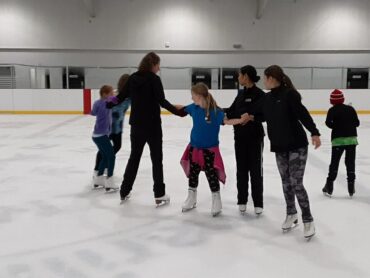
left=212, top=211, right=221, bottom=217
left=92, top=185, right=104, bottom=190
left=155, top=200, right=170, bottom=208
left=105, top=187, right=119, bottom=193
left=323, top=192, right=332, bottom=198
left=282, top=222, right=299, bottom=233
left=120, top=194, right=131, bottom=204
left=182, top=204, right=196, bottom=213
left=305, top=233, right=315, bottom=241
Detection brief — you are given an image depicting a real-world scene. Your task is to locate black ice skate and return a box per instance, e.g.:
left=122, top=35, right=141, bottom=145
left=120, top=192, right=131, bottom=204
left=348, top=181, right=355, bottom=197
left=322, top=180, right=333, bottom=197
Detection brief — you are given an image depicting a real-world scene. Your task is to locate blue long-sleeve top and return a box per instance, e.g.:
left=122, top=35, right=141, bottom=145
left=111, top=98, right=131, bottom=134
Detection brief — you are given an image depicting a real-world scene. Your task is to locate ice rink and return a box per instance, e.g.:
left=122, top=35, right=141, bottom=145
left=0, top=114, right=369, bottom=278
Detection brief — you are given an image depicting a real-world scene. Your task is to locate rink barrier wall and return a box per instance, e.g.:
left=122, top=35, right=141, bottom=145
left=0, top=89, right=370, bottom=115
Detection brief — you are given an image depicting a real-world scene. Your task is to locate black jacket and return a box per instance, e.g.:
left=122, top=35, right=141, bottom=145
left=224, top=85, right=265, bottom=139
left=325, top=104, right=360, bottom=140
left=253, top=86, right=320, bottom=153
left=112, top=71, right=185, bottom=127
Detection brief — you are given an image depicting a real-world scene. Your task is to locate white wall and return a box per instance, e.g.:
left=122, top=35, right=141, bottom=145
left=1, top=0, right=370, bottom=70
left=0, top=89, right=83, bottom=112
left=2, top=89, right=367, bottom=113
left=1, top=0, right=370, bottom=51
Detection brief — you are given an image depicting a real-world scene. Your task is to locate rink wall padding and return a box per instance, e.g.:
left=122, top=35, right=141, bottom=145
left=0, top=89, right=369, bottom=115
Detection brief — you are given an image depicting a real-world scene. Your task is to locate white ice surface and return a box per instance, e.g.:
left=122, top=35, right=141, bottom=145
left=0, top=115, right=369, bottom=278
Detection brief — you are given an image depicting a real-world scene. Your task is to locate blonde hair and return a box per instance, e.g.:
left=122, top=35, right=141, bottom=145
left=191, top=82, right=219, bottom=122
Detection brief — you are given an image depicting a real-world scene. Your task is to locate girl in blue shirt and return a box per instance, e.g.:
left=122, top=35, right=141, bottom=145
left=180, top=83, right=241, bottom=216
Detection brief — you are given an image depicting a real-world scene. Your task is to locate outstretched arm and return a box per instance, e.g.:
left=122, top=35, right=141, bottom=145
left=106, top=80, right=130, bottom=109
left=153, top=77, right=187, bottom=117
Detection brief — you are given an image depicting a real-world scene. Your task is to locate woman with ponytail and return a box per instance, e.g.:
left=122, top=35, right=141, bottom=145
left=224, top=65, right=265, bottom=215
left=179, top=83, right=241, bottom=217
left=244, top=65, right=321, bottom=239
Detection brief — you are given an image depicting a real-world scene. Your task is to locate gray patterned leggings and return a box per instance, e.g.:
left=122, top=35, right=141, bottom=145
left=275, top=147, right=313, bottom=223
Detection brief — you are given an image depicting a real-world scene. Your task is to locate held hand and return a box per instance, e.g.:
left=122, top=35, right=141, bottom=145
left=224, top=118, right=243, bottom=126
left=312, top=136, right=321, bottom=149
left=106, top=102, right=114, bottom=109
left=240, top=113, right=253, bottom=126
left=174, top=104, right=184, bottom=110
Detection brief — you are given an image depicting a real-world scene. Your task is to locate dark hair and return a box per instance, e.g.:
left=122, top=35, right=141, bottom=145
left=240, top=65, right=260, bottom=83
left=264, top=65, right=296, bottom=90
left=117, top=74, right=130, bottom=92
left=99, top=85, right=113, bottom=97
left=138, top=52, right=160, bottom=72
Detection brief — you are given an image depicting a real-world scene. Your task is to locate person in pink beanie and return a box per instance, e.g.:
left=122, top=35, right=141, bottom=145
left=323, top=89, right=360, bottom=197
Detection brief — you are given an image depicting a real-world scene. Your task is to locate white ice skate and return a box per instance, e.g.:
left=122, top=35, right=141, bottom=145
left=93, top=175, right=105, bottom=189
left=304, top=221, right=316, bottom=240
left=105, top=177, right=119, bottom=192
left=155, top=194, right=170, bottom=207
left=211, top=191, right=222, bottom=217
left=282, top=214, right=299, bottom=232
left=254, top=207, right=263, bottom=215
left=182, top=188, right=197, bottom=212
left=239, top=204, right=247, bottom=214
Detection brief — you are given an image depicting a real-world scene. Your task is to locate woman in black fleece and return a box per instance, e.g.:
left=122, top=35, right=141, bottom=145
left=224, top=65, right=265, bottom=215
left=107, top=52, right=186, bottom=206
left=245, top=65, right=321, bottom=239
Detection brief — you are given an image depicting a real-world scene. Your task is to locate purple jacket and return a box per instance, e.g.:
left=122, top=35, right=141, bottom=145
left=91, top=99, right=112, bottom=135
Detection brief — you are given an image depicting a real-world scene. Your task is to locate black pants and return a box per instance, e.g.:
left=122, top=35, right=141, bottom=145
left=120, top=125, right=165, bottom=198
left=189, top=147, right=220, bottom=193
left=94, top=133, right=122, bottom=171
left=327, top=145, right=356, bottom=183
left=235, top=135, right=264, bottom=207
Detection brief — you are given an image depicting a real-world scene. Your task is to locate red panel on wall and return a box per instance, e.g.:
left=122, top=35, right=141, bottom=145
left=83, top=89, right=92, bottom=114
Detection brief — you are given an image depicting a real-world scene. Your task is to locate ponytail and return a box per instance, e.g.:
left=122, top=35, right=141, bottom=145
left=265, top=65, right=296, bottom=90
left=282, top=74, right=296, bottom=90
left=205, top=93, right=218, bottom=122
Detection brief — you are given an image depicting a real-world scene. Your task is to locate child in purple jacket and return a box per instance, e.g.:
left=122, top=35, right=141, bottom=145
left=91, top=85, right=118, bottom=191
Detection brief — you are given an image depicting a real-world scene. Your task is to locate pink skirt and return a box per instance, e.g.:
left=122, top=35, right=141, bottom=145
left=180, top=144, right=226, bottom=184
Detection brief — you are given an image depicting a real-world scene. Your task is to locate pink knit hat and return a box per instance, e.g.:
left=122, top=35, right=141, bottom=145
left=330, top=89, right=345, bottom=105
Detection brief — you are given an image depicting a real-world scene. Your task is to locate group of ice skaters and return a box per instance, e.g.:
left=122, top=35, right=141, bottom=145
left=91, top=52, right=360, bottom=240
